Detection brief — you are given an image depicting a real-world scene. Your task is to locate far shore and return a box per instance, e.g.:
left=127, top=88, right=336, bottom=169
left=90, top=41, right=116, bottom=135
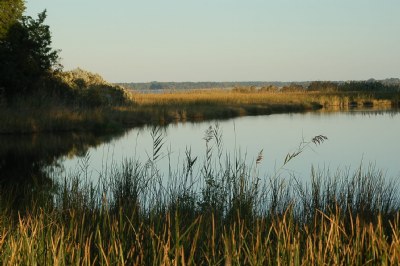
left=0, top=89, right=398, bottom=134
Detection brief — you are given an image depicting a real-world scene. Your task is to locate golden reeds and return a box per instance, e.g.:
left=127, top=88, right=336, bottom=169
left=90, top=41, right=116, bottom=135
left=1, top=89, right=398, bottom=133
left=1, top=128, right=399, bottom=264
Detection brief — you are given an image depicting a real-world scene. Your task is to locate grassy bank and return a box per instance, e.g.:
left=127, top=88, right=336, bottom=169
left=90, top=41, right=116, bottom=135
left=1, top=89, right=399, bottom=133
left=1, top=130, right=399, bottom=264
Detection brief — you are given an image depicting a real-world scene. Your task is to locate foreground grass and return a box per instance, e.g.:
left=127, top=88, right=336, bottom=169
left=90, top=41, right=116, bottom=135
left=1, top=89, right=399, bottom=133
left=1, top=129, right=399, bottom=264
left=1, top=203, right=399, bottom=265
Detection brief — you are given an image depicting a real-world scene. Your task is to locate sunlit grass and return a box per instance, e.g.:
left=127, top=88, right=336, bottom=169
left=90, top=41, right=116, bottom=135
left=128, top=89, right=396, bottom=107
left=1, top=207, right=399, bottom=265
left=1, top=127, right=400, bottom=264
left=0, top=88, right=398, bottom=133
left=131, top=89, right=311, bottom=105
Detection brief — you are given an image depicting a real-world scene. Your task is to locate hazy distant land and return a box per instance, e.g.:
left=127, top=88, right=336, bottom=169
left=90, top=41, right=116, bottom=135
left=118, top=78, right=400, bottom=91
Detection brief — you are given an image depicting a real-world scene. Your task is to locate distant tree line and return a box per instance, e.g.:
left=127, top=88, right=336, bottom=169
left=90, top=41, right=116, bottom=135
left=118, top=81, right=308, bottom=91
left=283, top=80, right=400, bottom=93
left=119, top=79, right=400, bottom=93
left=307, top=80, right=400, bottom=92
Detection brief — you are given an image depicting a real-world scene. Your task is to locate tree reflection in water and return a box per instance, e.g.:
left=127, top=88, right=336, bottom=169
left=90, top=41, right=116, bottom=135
left=0, top=131, right=124, bottom=215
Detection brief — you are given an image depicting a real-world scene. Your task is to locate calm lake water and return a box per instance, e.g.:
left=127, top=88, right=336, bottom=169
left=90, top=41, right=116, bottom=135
left=60, top=109, right=400, bottom=183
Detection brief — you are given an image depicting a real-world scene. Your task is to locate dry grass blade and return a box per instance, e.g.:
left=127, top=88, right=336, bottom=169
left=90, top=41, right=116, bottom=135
left=185, top=147, right=198, bottom=170
left=203, top=125, right=214, bottom=143
left=283, top=150, right=301, bottom=165
left=150, top=126, right=165, bottom=162
left=312, top=135, right=328, bottom=145
left=256, top=149, right=263, bottom=165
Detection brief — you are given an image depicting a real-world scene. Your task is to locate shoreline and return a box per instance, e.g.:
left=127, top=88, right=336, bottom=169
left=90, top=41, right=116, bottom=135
left=0, top=90, right=398, bottom=134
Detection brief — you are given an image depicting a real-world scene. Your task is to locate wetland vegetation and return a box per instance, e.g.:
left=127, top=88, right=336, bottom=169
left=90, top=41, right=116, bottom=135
left=1, top=1, right=400, bottom=264
left=1, top=79, right=400, bottom=133
left=1, top=127, right=400, bottom=265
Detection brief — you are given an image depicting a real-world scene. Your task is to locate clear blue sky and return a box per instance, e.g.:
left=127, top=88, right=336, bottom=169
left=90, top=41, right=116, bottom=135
left=26, top=0, right=400, bottom=83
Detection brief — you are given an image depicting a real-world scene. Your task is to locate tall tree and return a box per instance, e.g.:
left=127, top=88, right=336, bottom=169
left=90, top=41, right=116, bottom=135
left=0, top=8, right=61, bottom=98
left=0, top=0, right=25, bottom=39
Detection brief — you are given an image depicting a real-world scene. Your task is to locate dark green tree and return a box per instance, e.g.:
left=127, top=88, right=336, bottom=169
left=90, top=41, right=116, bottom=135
left=149, top=81, right=163, bottom=90
left=0, top=0, right=25, bottom=39
left=0, top=7, right=61, bottom=98
left=308, top=81, right=338, bottom=92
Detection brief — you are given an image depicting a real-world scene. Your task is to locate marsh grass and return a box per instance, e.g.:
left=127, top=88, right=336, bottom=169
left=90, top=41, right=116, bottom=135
left=1, top=126, right=400, bottom=264
left=2, top=88, right=398, bottom=133
left=128, top=89, right=397, bottom=109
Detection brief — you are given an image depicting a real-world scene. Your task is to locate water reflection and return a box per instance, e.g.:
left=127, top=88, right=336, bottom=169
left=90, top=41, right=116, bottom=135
left=0, top=131, right=125, bottom=212
left=317, top=106, right=400, bottom=116
left=62, top=108, right=400, bottom=186
left=1, top=108, right=400, bottom=212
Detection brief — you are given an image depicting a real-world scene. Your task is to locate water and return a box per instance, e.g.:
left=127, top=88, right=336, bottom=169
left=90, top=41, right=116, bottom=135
left=1, top=109, right=399, bottom=210
left=61, top=109, right=400, bottom=183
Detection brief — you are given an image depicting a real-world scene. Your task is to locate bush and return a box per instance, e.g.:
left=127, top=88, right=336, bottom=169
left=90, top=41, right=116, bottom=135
left=56, top=68, right=129, bottom=107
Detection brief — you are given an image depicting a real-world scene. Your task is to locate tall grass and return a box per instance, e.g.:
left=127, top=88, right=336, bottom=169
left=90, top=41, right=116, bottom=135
left=129, top=89, right=397, bottom=108
left=1, top=126, right=400, bottom=264
left=2, top=88, right=398, bottom=133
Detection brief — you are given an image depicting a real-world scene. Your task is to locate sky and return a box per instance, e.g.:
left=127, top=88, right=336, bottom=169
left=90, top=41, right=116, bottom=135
left=26, top=0, right=400, bottom=83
